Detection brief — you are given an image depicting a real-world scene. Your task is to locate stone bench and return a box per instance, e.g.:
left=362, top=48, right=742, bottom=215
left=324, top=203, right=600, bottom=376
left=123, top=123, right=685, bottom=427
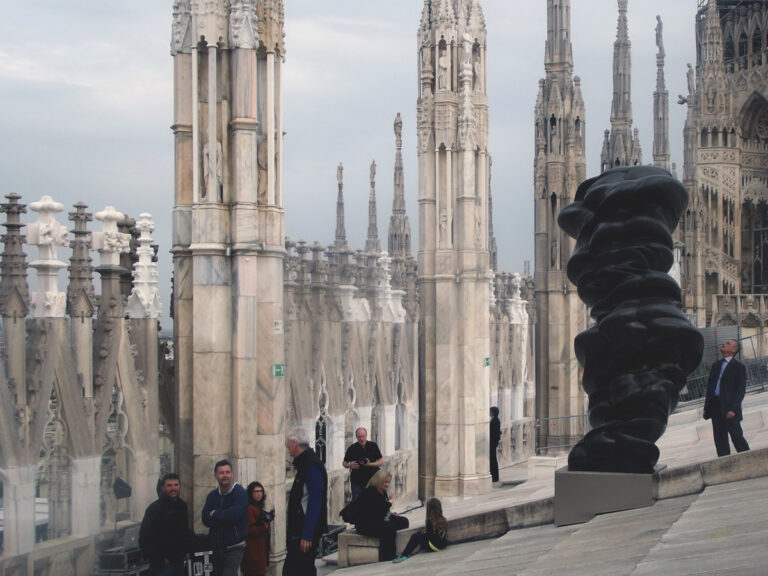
left=337, top=525, right=418, bottom=567
left=337, top=498, right=554, bottom=568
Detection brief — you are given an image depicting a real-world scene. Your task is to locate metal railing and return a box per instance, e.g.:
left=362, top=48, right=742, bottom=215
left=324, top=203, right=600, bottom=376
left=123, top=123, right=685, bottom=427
left=535, top=413, right=589, bottom=456
left=679, top=356, right=768, bottom=407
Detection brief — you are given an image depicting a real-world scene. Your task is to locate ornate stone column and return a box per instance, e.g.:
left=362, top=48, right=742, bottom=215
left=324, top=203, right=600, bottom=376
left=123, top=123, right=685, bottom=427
left=126, top=213, right=162, bottom=518
left=28, top=196, right=68, bottom=318
left=0, top=193, right=34, bottom=555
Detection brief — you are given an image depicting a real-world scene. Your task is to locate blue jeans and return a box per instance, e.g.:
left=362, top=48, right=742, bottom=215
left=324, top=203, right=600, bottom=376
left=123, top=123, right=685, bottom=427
left=212, top=543, right=245, bottom=576
left=351, top=482, right=364, bottom=500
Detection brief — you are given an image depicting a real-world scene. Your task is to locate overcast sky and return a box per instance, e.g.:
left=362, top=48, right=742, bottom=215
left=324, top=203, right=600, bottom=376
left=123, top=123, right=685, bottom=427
left=0, top=1, right=697, bottom=330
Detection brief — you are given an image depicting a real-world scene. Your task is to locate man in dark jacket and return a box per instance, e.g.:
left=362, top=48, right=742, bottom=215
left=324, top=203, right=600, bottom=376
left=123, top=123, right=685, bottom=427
left=704, top=340, right=751, bottom=457
left=201, top=460, right=248, bottom=576
left=139, top=473, right=191, bottom=576
left=490, top=406, right=501, bottom=484
left=284, top=426, right=328, bottom=576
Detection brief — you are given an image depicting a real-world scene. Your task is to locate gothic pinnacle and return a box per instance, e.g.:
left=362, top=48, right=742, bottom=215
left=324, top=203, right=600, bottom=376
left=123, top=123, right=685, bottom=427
left=335, top=163, right=347, bottom=248
left=366, top=160, right=380, bottom=253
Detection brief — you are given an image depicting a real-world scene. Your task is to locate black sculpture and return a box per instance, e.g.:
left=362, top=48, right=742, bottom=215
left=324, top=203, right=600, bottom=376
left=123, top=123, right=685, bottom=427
left=558, top=166, right=703, bottom=474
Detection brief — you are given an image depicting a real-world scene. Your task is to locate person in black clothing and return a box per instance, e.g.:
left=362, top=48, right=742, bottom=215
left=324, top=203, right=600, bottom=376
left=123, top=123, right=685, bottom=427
left=392, top=497, right=448, bottom=563
left=354, top=469, right=409, bottom=561
left=704, top=340, right=751, bottom=457
left=284, top=426, right=328, bottom=576
left=139, top=473, right=191, bottom=576
left=490, top=406, right=501, bottom=484
left=342, top=427, right=383, bottom=499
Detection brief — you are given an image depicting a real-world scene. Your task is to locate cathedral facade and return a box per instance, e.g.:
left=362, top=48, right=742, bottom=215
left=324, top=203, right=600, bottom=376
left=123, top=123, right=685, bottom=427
left=680, top=0, right=768, bottom=355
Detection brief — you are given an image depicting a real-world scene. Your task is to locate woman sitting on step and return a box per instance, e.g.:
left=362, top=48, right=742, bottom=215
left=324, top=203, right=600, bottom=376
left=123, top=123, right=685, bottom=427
left=392, top=497, right=448, bottom=563
left=354, top=469, right=410, bottom=561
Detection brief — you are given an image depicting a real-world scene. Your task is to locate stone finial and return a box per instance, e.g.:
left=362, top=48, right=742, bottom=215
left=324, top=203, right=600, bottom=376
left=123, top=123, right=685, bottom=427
left=27, top=195, right=68, bottom=318
left=127, top=213, right=162, bottom=319
left=67, top=202, right=96, bottom=318
left=0, top=193, right=30, bottom=318
left=93, top=206, right=130, bottom=268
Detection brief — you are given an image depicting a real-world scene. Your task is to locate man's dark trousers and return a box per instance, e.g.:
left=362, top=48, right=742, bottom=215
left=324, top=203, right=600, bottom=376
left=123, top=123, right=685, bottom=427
left=709, top=396, right=750, bottom=456
left=282, top=535, right=317, bottom=576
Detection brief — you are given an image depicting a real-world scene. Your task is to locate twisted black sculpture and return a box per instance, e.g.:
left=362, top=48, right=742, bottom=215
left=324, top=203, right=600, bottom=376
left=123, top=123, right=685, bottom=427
left=558, top=166, right=703, bottom=474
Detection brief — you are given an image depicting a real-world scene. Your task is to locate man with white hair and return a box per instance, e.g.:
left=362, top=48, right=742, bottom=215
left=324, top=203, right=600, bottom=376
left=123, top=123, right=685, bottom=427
left=284, top=427, right=328, bottom=576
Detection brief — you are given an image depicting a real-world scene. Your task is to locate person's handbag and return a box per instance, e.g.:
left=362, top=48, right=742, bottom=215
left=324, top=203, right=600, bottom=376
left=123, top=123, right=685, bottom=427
left=339, top=496, right=360, bottom=524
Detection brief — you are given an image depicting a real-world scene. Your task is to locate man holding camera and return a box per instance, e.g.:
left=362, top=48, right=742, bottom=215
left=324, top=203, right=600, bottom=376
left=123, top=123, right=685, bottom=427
left=343, top=427, right=383, bottom=499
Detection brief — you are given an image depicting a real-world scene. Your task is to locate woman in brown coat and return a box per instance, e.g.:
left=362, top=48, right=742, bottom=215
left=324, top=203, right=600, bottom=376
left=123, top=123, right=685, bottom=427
left=243, top=481, right=270, bottom=576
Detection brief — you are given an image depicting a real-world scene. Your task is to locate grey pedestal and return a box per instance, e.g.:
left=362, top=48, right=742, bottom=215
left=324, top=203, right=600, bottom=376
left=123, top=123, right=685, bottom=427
left=554, top=465, right=666, bottom=526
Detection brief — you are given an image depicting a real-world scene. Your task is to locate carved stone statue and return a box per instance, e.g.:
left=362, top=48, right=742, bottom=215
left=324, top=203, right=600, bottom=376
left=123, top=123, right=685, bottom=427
left=655, top=15, right=664, bottom=59
left=337, top=162, right=343, bottom=185
left=394, top=113, right=403, bottom=149
left=473, top=46, right=483, bottom=92
left=686, top=63, right=695, bottom=96
left=438, top=46, right=448, bottom=90
left=370, top=160, right=376, bottom=183
left=203, top=140, right=223, bottom=200
left=257, top=133, right=268, bottom=204
left=558, top=166, right=704, bottom=474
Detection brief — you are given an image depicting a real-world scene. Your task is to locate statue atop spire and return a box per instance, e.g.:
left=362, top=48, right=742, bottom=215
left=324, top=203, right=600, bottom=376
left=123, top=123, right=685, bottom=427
left=389, top=114, right=411, bottom=257
left=366, top=160, right=380, bottom=253
left=653, top=14, right=670, bottom=172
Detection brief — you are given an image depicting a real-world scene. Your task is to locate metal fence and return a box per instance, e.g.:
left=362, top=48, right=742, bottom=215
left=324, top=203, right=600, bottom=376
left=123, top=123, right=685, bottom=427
left=535, top=414, right=589, bottom=456
left=536, top=354, right=768, bottom=455
left=679, top=356, right=768, bottom=406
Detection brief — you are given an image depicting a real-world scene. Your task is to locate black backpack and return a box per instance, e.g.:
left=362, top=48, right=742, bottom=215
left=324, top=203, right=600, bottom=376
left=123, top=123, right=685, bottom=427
left=339, top=496, right=360, bottom=524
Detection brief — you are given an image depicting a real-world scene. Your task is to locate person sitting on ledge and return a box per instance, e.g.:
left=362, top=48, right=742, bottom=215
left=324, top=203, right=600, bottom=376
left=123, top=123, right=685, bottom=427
left=392, top=497, right=448, bottom=563
left=353, top=469, right=409, bottom=561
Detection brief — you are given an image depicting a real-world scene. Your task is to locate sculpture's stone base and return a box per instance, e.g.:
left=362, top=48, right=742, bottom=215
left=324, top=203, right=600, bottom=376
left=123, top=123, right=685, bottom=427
left=554, top=465, right=666, bottom=526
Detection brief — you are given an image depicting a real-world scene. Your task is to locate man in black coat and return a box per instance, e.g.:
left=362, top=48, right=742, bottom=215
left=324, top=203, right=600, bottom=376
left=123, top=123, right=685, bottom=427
left=704, top=340, right=751, bottom=457
left=139, top=473, right=191, bottom=576
left=490, top=407, right=501, bottom=484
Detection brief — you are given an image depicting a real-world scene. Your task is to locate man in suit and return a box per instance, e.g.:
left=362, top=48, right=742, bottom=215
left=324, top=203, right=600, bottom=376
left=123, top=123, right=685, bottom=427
left=704, top=339, right=751, bottom=457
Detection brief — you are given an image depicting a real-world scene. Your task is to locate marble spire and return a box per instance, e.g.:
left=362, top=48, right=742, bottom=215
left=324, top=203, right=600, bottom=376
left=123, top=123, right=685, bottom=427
left=0, top=194, right=29, bottom=318
left=545, top=0, right=573, bottom=73
left=388, top=113, right=411, bottom=257
left=601, top=0, right=642, bottom=172
left=335, top=163, right=347, bottom=248
left=653, top=15, right=670, bottom=172
left=699, top=0, right=727, bottom=121
left=127, top=213, right=162, bottom=319
left=27, top=196, right=68, bottom=318
left=534, top=0, right=588, bottom=450
left=366, top=160, right=380, bottom=253
left=67, top=202, right=95, bottom=319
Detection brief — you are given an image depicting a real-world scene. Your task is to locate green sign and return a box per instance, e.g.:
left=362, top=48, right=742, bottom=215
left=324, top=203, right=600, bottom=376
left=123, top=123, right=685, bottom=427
left=272, top=364, right=286, bottom=377
left=484, top=357, right=490, bottom=367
